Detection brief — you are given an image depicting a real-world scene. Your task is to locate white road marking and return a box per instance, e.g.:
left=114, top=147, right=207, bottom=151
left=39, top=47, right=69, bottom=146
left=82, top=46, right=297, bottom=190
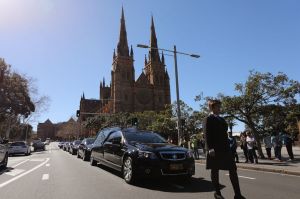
left=5, top=169, right=25, bottom=177
left=30, top=158, right=45, bottom=162
left=12, top=159, right=29, bottom=168
left=45, top=163, right=50, bottom=167
left=225, top=174, right=256, bottom=180
left=42, top=174, right=49, bottom=180
left=0, top=158, right=50, bottom=189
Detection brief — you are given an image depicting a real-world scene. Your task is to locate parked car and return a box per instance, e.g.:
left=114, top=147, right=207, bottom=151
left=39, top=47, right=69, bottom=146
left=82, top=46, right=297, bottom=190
left=63, top=142, right=70, bottom=151
left=8, top=141, right=31, bottom=156
left=44, top=138, right=51, bottom=145
left=32, top=140, right=46, bottom=151
left=69, top=140, right=82, bottom=155
left=77, top=138, right=95, bottom=161
left=90, top=127, right=195, bottom=184
left=58, top=142, right=65, bottom=149
left=0, top=138, right=9, bottom=169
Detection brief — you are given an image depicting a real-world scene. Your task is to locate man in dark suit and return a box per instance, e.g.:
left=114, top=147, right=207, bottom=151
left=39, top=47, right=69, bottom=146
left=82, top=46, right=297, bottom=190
left=203, top=100, right=245, bottom=199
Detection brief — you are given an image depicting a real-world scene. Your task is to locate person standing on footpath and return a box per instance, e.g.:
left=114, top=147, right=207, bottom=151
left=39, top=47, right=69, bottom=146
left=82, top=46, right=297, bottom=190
left=240, top=132, right=249, bottom=163
left=203, top=100, right=245, bottom=199
left=263, top=134, right=272, bottom=160
left=228, top=131, right=239, bottom=163
left=246, top=131, right=258, bottom=164
left=282, top=131, right=294, bottom=161
left=272, top=133, right=282, bottom=161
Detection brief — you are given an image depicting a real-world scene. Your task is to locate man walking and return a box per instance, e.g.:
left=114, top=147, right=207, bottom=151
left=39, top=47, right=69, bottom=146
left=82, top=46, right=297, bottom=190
left=203, top=100, right=245, bottom=199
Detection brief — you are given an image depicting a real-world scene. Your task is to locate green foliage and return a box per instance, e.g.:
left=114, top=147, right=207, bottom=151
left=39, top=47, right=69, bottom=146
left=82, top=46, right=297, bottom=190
left=0, top=58, right=37, bottom=139
left=0, top=59, right=35, bottom=118
left=217, top=70, right=300, bottom=157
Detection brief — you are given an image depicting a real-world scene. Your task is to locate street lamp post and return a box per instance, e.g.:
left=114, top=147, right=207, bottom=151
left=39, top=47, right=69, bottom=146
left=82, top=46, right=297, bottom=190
left=137, top=44, right=200, bottom=146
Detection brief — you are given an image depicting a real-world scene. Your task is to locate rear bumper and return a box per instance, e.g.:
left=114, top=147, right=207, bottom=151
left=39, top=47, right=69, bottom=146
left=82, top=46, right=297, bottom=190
left=9, top=149, right=28, bottom=154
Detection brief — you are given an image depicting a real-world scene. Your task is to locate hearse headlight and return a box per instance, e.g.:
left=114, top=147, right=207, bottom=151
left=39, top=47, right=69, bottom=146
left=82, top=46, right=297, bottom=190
left=138, top=151, right=157, bottom=159
left=186, top=150, right=194, bottom=158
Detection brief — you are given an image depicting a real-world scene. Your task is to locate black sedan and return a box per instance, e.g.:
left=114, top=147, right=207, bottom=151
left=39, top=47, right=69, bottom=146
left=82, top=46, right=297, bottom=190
left=63, top=142, right=70, bottom=151
left=32, top=140, right=45, bottom=151
left=90, top=127, right=195, bottom=184
left=69, top=140, right=82, bottom=155
left=77, top=138, right=95, bottom=161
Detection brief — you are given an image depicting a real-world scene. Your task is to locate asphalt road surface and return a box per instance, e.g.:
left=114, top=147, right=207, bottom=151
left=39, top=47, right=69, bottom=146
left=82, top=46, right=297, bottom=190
left=0, top=142, right=299, bottom=199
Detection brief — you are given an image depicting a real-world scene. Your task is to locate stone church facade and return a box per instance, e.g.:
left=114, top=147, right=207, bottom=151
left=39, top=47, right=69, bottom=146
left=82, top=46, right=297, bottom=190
left=79, top=8, right=171, bottom=121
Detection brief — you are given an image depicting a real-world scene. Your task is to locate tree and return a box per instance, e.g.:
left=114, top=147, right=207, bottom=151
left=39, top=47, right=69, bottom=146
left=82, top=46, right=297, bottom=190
left=0, top=58, right=35, bottom=138
left=56, top=118, right=80, bottom=140
left=0, top=58, right=48, bottom=140
left=220, top=71, right=300, bottom=158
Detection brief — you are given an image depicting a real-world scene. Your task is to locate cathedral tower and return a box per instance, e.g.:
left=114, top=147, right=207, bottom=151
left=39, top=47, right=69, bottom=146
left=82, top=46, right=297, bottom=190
left=111, top=7, right=135, bottom=113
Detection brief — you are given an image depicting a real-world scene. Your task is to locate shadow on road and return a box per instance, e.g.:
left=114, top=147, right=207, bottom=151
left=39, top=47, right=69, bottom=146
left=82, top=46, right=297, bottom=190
left=97, top=164, right=217, bottom=193
left=0, top=167, right=14, bottom=176
left=134, top=177, right=216, bottom=193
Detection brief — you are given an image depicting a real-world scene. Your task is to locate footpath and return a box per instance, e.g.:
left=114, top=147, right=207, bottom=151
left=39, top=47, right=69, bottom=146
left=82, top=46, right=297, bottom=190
left=195, top=146, right=300, bottom=176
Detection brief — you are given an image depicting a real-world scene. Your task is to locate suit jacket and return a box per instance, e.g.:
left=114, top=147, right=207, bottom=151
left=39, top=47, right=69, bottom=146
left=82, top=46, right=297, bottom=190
left=203, top=114, right=236, bottom=170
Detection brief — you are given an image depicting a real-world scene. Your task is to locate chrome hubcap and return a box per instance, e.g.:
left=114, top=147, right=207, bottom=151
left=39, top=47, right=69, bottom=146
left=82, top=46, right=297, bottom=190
left=123, top=158, right=132, bottom=181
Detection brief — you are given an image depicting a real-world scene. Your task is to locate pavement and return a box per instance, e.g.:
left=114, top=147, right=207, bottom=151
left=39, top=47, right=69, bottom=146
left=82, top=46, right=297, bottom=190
left=195, top=146, right=300, bottom=176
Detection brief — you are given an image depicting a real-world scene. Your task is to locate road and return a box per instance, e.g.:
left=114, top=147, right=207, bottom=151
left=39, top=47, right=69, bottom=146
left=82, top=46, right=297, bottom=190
left=0, top=142, right=299, bottom=199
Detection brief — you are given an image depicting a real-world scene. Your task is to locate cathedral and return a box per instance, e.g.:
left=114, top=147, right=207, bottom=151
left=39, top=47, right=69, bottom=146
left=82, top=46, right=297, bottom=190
left=79, top=8, right=171, bottom=122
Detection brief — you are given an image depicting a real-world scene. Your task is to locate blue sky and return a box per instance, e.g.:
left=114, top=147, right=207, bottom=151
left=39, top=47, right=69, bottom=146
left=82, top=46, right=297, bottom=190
left=0, top=0, right=299, bottom=132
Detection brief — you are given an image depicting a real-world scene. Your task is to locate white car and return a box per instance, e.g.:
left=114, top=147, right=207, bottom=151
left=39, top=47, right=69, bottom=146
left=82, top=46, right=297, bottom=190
left=8, top=141, right=31, bottom=156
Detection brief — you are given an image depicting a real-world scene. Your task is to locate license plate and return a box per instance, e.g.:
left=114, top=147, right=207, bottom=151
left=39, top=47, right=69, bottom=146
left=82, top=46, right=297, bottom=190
left=169, top=164, right=183, bottom=171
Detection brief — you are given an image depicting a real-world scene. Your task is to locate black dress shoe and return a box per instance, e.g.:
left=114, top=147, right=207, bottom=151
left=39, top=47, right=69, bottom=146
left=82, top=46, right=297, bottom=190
left=214, top=192, right=225, bottom=199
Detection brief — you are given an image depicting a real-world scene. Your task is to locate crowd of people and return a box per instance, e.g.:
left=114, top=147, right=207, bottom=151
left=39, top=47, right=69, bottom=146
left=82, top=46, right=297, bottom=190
left=183, top=130, right=296, bottom=164
left=238, top=131, right=295, bottom=163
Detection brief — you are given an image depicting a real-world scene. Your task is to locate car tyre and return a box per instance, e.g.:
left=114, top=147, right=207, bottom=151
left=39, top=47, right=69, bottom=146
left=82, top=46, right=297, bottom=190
left=123, top=156, right=136, bottom=184
left=90, top=155, right=97, bottom=166
left=83, top=151, right=88, bottom=161
left=0, top=153, right=8, bottom=169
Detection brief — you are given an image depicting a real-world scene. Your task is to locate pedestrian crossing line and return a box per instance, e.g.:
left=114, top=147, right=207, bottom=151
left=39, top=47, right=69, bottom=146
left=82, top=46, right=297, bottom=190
left=5, top=169, right=25, bottom=177
left=42, top=174, right=49, bottom=180
left=12, top=159, right=29, bottom=168
left=225, top=174, right=256, bottom=180
left=30, top=158, right=45, bottom=162
left=0, top=158, right=50, bottom=188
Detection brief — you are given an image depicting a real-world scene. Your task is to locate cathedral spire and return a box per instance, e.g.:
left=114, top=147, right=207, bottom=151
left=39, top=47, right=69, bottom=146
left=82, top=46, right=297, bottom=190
left=113, top=49, right=116, bottom=59
left=82, top=92, right=85, bottom=99
left=103, top=77, right=105, bottom=87
left=144, top=54, right=148, bottom=65
left=117, top=7, right=129, bottom=57
left=130, top=45, right=134, bottom=58
left=161, top=51, right=165, bottom=65
left=149, top=15, right=160, bottom=62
